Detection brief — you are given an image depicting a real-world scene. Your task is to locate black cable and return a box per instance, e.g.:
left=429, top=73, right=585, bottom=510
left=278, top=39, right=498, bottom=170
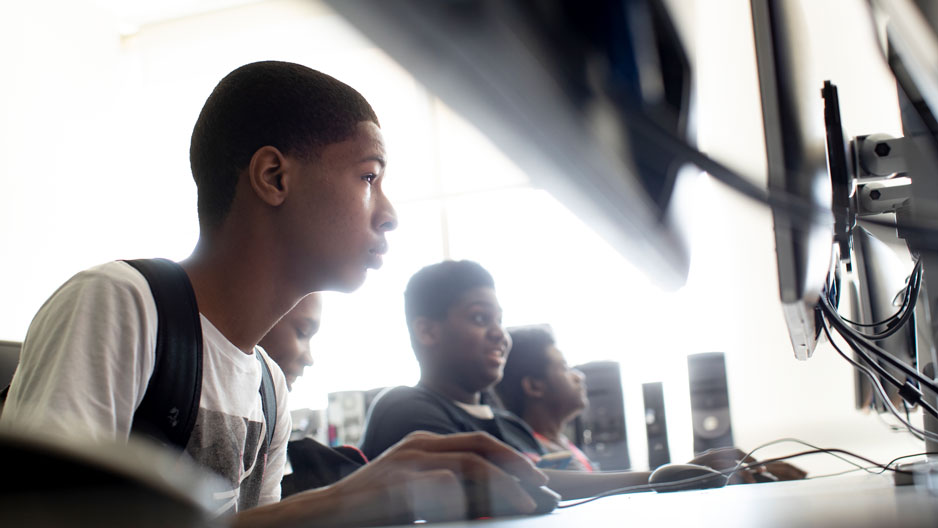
left=825, top=318, right=902, bottom=426
left=853, top=261, right=922, bottom=340
left=830, top=317, right=905, bottom=391
left=881, top=451, right=938, bottom=473
left=821, top=313, right=938, bottom=435
left=557, top=444, right=922, bottom=510
left=737, top=449, right=912, bottom=475
left=847, top=259, right=920, bottom=331
left=820, top=293, right=938, bottom=399
left=832, top=323, right=916, bottom=402
left=834, top=260, right=922, bottom=337
left=726, top=437, right=882, bottom=481
left=823, top=311, right=936, bottom=423
left=840, top=330, right=937, bottom=419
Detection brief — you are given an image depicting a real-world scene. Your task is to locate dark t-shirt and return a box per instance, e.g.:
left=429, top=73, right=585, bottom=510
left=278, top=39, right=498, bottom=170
left=359, top=385, right=544, bottom=461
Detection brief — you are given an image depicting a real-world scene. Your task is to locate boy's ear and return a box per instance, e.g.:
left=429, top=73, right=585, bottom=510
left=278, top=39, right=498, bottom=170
left=412, top=316, right=440, bottom=348
left=521, top=376, right=546, bottom=399
left=248, top=146, right=291, bottom=207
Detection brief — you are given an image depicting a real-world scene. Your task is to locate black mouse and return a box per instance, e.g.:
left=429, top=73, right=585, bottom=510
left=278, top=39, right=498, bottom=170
left=520, top=483, right=561, bottom=515
left=647, top=463, right=728, bottom=492
left=463, top=481, right=560, bottom=518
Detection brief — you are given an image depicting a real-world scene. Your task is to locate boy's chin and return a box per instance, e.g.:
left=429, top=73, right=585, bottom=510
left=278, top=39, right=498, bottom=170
left=327, top=269, right=369, bottom=293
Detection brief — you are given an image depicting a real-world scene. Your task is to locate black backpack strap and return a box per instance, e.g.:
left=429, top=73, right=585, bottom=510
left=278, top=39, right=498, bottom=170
left=125, top=258, right=203, bottom=450
left=256, top=351, right=276, bottom=449
left=0, top=385, right=9, bottom=417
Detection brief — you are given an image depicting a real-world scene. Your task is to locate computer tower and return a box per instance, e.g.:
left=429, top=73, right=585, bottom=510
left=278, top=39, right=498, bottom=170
left=570, top=361, right=630, bottom=470
left=642, top=381, right=671, bottom=469
left=687, top=352, right=734, bottom=454
left=326, top=387, right=385, bottom=447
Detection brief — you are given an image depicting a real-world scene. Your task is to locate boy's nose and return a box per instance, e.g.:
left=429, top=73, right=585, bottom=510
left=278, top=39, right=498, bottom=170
left=300, top=346, right=314, bottom=367
left=377, top=193, right=398, bottom=232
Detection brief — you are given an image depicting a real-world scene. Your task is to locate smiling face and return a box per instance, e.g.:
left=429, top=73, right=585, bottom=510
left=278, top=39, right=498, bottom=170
left=259, top=293, right=323, bottom=389
left=429, top=286, right=512, bottom=395
left=282, top=121, right=397, bottom=293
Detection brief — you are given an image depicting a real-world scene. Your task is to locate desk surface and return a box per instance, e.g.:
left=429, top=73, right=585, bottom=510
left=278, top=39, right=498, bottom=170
left=407, top=474, right=938, bottom=528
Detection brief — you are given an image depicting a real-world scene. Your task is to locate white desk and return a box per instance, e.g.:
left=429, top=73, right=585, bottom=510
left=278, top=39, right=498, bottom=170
left=404, top=474, right=938, bottom=527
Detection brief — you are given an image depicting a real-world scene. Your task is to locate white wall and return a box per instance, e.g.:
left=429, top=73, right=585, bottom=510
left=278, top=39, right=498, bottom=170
left=0, top=0, right=929, bottom=476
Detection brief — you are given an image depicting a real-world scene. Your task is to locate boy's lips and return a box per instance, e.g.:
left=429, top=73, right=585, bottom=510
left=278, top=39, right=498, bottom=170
left=484, top=348, right=507, bottom=365
left=367, top=241, right=388, bottom=269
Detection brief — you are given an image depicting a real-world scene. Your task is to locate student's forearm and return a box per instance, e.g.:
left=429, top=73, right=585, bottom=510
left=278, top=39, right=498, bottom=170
left=543, top=468, right=651, bottom=500
left=232, top=487, right=334, bottom=528
left=232, top=485, right=410, bottom=528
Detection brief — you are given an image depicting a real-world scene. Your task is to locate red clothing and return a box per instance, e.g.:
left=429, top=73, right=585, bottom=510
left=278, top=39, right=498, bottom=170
left=533, top=431, right=595, bottom=472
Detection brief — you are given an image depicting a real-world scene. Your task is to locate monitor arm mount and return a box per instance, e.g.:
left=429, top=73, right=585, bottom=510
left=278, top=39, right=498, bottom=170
left=854, top=134, right=912, bottom=216
left=835, top=124, right=938, bottom=457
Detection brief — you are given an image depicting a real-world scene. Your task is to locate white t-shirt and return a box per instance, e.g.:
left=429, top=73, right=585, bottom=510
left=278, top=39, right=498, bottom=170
left=1, top=261, right=291, bottom=515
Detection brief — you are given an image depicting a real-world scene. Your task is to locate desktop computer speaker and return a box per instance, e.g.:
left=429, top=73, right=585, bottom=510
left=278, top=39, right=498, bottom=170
left=642, top=381, right=671, bottom=470
left=687, top=352, right=734, bottom=454
left=569, top=361, right=630, bottom=470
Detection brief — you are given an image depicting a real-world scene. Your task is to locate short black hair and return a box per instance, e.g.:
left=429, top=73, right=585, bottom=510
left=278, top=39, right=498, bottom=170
left=190, top=60, right=379, bottom=230
left=495, top=325, right=556, bottom=417
left=404, top=260, right=496, bottom=327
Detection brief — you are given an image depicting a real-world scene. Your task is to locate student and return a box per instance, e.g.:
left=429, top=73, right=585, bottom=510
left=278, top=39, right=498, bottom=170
left=360, top=260, right=542, bottom=463
left=495, top=325, right=595, bottom=472
left=359, top=259, right=805, bottom=500
left=258, top=293, right=322, bottom=391
left=0, top=62, right=547, bottom=526
left=257, top=292, right=370, bottom=496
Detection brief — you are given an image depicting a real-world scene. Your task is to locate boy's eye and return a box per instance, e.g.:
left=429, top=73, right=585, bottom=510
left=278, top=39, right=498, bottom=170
left=362, top=173, right=377, bottom=184
left=295, top=325, right=313, bottom=340
left=471, top=313, right=488, bottom=325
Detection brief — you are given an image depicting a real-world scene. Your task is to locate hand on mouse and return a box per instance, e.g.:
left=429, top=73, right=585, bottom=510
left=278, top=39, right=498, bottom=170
left=247, top=431, right=548, bottom=527
left=688, top=447, right=807, bottom=484
left=763, top=460, right=808, bottom=481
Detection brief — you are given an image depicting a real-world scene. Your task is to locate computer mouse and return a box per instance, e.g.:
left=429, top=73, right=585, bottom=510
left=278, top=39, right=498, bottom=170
left=463, top=481, right=560, bottom=518
left=520, top=483, right=561, bottom=515
left=647, top=463, right=728, bottom=493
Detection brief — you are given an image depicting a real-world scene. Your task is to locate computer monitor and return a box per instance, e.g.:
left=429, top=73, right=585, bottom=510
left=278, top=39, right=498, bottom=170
left=750, top=0, right=836, bottom=361
left=751, top=0, right=938, bottom=448
left=324, top=0, right=695, bottom=291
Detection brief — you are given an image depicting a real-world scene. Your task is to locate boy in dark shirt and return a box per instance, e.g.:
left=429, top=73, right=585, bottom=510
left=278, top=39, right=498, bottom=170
left=361, top=261, right=541, bottom=460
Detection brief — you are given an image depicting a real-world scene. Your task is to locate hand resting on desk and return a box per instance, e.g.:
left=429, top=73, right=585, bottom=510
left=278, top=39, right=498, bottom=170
left=689, top=447, right=807, bottom=484
left=646, top=448, right=809, bottom=493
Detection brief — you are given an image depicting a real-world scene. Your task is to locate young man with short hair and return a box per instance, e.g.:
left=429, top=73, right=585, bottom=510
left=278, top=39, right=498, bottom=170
left=360, top=260, right=543, bottom=461
left=2, top=62, right=547, bottom=526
